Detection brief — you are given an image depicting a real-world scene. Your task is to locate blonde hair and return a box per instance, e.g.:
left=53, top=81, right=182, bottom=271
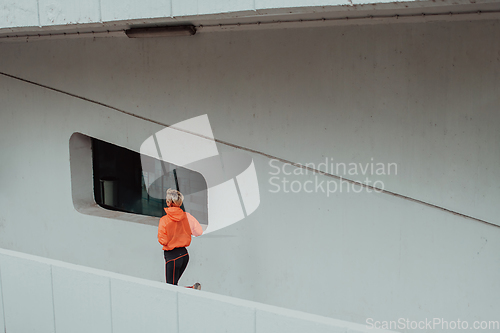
left=166, top=188, right=184, bottom=207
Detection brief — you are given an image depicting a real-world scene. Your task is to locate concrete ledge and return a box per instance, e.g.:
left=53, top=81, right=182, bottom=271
left=111, top=278, right=178, bottom=333
left=0, top=0, right=39, bottom=27
left=38, top=0, right=100, bottom=26
left=257, top=307, right=359, bottom=333
left=179, top=292, right=256, bottom=333
left=101, top=0, right=171, bottom=22
left=0, top=248, right=396, bottom=333
left=52, top=266, right=112, bottom=333
left=0, top=252, right=55, bottom=333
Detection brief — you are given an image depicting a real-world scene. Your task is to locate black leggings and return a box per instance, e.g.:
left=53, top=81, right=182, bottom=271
left=164, top=247, right=189, bottom=285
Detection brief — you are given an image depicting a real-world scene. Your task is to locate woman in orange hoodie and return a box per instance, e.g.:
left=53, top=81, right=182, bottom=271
left=158, top=188, right=203, bottom=287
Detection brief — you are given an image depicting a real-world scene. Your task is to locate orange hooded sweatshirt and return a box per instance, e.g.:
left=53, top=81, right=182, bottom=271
left=158, top=207, right=203, bottom=251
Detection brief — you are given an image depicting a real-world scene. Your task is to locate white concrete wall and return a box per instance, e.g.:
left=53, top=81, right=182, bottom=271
left=1, top=0, right=499, bottom=32
left=0, top=19, right=499, bottom=331
left=0, top=0, right=341, bottom=30
left=0, top=248, right=389, bottom=333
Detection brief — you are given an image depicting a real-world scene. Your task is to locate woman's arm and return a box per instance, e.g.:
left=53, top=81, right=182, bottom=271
left=186, top=212, right=203, bottom=236
left=157, top=217, right=169, bottom=246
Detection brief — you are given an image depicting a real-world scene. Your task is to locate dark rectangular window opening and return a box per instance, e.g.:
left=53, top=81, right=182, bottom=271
left=91, top=137, right=208, bottom=224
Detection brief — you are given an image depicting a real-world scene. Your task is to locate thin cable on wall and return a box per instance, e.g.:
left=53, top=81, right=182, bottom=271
left=0, top=70, right=497, bottom=229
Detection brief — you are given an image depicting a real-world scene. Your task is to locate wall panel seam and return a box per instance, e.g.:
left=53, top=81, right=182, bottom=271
left=109, top=278, right=114, bottom=333
left=98, top=0, right=103, bottom=23
left=253, top=307, right=257, bottom=333
left=36, top=0, right=41, bottom=27
left=50, top=265, right=57, bottom=333
left=176, top=292, right=180, bottom=333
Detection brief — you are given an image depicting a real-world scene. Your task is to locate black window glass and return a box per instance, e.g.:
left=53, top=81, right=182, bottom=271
left=92, top=138, right=208, bottom=224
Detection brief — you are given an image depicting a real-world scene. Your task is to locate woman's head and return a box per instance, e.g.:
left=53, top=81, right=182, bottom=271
left=166, top=188, right=184, bottom=207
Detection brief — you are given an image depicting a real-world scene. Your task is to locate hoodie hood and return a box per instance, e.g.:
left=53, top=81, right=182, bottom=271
left=164, top=207, right=185, bottom=222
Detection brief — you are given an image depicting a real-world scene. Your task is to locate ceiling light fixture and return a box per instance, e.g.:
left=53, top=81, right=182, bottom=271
left=125, top=25, right=196, bottom=38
